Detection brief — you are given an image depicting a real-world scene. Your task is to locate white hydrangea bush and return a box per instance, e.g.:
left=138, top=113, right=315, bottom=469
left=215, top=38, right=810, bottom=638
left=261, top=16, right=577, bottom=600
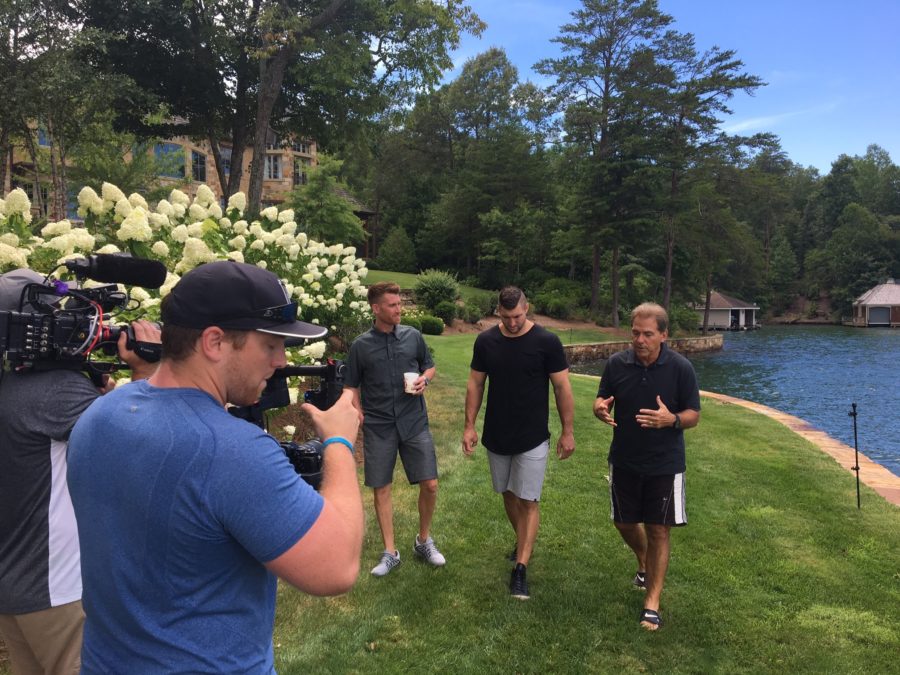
left=0, top=183, right=371, bottom=364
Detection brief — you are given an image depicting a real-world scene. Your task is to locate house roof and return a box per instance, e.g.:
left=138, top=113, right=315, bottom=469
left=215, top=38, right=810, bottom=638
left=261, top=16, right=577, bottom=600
left=854, top=279, right=900, bottom=306
left=332, top=186, right=375, bottom=216
left=697, top=291, right=759, bottom=310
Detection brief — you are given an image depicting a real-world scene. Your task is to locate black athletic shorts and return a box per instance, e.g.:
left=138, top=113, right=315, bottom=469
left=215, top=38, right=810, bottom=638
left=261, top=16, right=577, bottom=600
left=609, top=463, right=687, bottom=526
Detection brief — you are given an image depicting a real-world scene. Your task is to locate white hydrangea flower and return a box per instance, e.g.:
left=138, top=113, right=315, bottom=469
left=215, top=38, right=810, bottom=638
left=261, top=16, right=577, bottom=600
left=227, top=192, right=246, bottom=213
left=233, top=220, right=248, bottom=235
left=141, top=297, right=161, bottom=310
left=295, top=232, right=308, bottom=247
left=281, top=221, right=297, bottom=235
left=0, top=197, right=5, bottom=215
left=71, top=229, right=96, bottom=250
left=226, top=250, right=244, bottom=263
left=218, top=217, right=231, bottom=229
left=288, top=244, right=300, bottom=259
left=169, top=188, right=190, bottom=206
left=249, top=240, right=265, bottom=251
left=148, top=213, right=169, bottom=229
left=355, top=258, right=366, bottom=268
left=77, top=186, right=104, bottom=215
left=261, top=232, right=275, bottom=245
left=305, top=341, right=326, bottom=359
left=171, top=203, right=186, bottom=219
left=301, top=273, right=314, bottom=283
left=171, top=224, right=189, bottom=243
left=114, top=198, right=133, bottom=221
left=188, top=204, right=207, bottom=222
left=260, top=206, right=278, bottom=221
left=151, top=241, right=170, bottom=257
left=328, top=244, right=344, bottom=256
left=187, top=222, right=204, bottom=238
left=283, top=425, right=296, bottom=437
left=276, top=234, right=294, bottom=249
left=342, top=246, right=356, bottom=256
left=0, top=232, right=19, bottom=246
left=41, top=220, right=72, bottom=237
left=128, top=193, right=149, bottom=210
left=358, top=267, right=368, bottom=278
left=228, top=235, right=247, bottom=251
left=160, top=272, right=181, bottom=297
left=117, top=207, right=152, bottom=242
left=249, top=223, right=264, bottom=237
left=349, top=301, right=359, bottom=310
left=155, top=199, right=175, bottom=217
left=288, top=387, right=299, bottom=404
left=0, top=243, right=29, bottom=268
left=311, top=281, right=321, bottom=291
left=46, top=233, right=75, bottom=253
left=334, top=282, right=348, bottom=295
left=256, top=260, right=267, bottom=269
left=206, top=202, right=222, bottom=220
left=101, top=182, right=126, bottom=205
left=130, top=287, right=151, bottom=302
left=195, top=184, right=216, bottom=207
left=277, top=208, right=294, bottom=223
left=95, top=243, right=121, bottom=254
left=175, top=237, right=216, bottom=273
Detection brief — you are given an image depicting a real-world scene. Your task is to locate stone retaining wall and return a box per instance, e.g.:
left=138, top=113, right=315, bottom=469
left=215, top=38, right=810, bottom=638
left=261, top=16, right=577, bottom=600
left=564, top=334, right=723, bottom=365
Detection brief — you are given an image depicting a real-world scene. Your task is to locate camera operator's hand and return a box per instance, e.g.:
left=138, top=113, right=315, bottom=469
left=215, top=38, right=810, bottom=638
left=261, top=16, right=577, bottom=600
left=301, top=389, right=360, bottom=446
left=118, top=320, right=161, bottom=381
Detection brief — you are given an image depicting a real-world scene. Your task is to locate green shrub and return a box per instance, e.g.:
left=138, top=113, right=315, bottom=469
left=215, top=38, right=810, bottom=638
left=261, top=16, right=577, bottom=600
left=376, top=225, right=417, bottom=273
left=459, top=302, right=485, bottom=324
left=401, top=316, right=422, bottom=331
left=666, top=303, right=699, bottom=337
left=531, top=278, right=589, bottom=320
left=419, top=314, right=444, bottom=335
left=414, top=269, right=459, bottom=310
left=434, top=300, right=458, bottom=326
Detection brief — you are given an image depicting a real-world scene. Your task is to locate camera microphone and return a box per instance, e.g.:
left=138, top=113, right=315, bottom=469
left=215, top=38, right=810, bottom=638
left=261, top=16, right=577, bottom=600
left=65, top=254, right=168, bottom=289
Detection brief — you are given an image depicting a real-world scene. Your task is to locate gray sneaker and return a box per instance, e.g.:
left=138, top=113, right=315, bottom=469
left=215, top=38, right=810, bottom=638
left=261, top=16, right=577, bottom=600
left=414, top=535, right=446, bottom=566
left=371, top=550, right=401, bottom=577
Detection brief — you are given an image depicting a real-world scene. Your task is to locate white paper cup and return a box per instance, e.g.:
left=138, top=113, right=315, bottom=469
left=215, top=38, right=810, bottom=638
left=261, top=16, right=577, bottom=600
left=404, top=372, right=419, bottom=393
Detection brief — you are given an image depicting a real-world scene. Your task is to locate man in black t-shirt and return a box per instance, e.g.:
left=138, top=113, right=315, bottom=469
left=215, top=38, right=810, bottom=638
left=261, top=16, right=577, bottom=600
left=594, top=302, right=700, bottom=631
left=463, top=287, right=575, bottom=600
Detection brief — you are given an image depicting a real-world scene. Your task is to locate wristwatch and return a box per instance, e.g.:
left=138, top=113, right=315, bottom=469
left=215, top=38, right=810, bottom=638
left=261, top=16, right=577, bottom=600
left=672, top=413, right=682, bottom=430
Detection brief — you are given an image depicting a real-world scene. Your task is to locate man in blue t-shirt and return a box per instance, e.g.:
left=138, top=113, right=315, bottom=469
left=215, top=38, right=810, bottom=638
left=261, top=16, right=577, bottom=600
left=68, top=261, right=364, bottom=673
left=463, top=286, right=575, bottom=600
left=594, top=302, right=700, bottom=632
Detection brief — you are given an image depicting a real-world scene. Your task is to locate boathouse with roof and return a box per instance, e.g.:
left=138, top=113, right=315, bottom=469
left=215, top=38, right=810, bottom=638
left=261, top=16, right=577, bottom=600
left=848, top=279, right=900, bottom=327
left=694, top=291, right=760, bottom=331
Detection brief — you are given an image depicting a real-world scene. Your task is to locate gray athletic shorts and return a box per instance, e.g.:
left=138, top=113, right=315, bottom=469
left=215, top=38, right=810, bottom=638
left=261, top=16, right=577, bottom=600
left=487, top=440, right=549, bottom=501
left=363, top=426, right=438, bottom=488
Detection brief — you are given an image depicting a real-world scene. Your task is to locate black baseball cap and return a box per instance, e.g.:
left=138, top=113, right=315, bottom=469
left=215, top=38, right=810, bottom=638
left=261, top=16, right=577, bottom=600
left=161, top=261, right=327, bottom=340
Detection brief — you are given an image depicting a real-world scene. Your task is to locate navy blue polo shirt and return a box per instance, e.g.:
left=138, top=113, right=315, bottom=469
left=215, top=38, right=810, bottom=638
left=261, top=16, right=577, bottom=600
left=597, top=343, right=700, bottom=475
left=345, top=324, right=433, bottom=441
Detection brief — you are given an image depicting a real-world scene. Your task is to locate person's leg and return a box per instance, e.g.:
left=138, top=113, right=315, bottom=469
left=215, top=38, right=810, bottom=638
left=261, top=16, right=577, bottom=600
left=614, top=521, right=648, bottom=573
left=417, top=478, right=438, bottom=541
left=513, top=496, right=540, bottom=566
left=373, top=484, right=395, bottom=552
left=642, top=524, right=671, bottom=622
left=502, top=489, right=521, bottom=538
left=0, top=601, right=84, bottom=674
left=506, top=441, right=549, bottom=565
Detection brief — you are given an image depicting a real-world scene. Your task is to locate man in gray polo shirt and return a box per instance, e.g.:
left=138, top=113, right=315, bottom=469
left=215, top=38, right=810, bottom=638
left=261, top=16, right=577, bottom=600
left=345, top=281, right=446, bottom=576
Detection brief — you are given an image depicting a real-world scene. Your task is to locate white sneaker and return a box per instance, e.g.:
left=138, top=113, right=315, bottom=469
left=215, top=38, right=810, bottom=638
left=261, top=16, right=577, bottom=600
left=371, top=550, right=401, bottom=577
left=414, top=535, right=446, bottom=566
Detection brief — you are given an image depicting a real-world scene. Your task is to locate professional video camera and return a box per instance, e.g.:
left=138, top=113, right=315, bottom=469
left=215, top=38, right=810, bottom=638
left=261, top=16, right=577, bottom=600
left=229, top=360, right=345, bottom=490
left=0, top=254, right=167, bottom=384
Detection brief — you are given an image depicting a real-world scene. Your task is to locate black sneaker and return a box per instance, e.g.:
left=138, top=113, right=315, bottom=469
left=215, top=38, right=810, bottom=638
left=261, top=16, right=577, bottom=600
left=510, top=563, right=529, bottom=600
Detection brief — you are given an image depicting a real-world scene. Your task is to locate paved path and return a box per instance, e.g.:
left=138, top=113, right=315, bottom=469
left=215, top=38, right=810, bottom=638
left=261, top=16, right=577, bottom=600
left=701, top=390, right=900, bottom=507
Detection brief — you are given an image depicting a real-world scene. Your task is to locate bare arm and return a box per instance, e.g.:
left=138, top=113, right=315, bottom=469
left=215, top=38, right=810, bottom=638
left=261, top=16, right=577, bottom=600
left=264, top=389, right=363, bottom=595
left=549, top=369, right=575, bottom=459
left=410, top=365, right=436, bottom=395
left=462, top=369, right=486, bottom=455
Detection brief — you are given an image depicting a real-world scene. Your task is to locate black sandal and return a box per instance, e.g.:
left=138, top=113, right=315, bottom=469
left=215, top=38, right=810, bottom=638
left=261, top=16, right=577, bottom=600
left=639, top=608, right=661, bottom=629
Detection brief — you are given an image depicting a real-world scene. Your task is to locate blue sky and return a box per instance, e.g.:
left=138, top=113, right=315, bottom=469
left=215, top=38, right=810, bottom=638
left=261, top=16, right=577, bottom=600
left=448, top=0, right=900, bottom=174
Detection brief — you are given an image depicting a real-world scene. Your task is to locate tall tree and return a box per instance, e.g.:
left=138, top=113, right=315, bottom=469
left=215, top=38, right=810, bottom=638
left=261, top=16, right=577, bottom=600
left=78, top=0, right=483, bottom=213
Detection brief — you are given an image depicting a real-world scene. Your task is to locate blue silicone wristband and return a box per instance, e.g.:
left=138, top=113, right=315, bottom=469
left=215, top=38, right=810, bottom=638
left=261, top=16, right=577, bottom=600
left=323, top=436, right=354, bottom=454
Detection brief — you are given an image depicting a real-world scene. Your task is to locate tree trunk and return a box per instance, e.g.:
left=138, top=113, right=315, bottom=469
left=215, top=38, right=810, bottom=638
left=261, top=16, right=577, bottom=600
left=0, top=128, right=9, bottom=192
left=702, top=274, right=712, bottom=334
left=610, top=245, right=620, bottom=328
left=19, top=121, right=44, bottom=220
left=589, top=242, right=600, bottom=315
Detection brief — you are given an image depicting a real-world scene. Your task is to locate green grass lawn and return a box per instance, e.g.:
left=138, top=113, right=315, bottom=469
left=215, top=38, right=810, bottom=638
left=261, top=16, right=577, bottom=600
left=271, top=333, right=900, bottom=673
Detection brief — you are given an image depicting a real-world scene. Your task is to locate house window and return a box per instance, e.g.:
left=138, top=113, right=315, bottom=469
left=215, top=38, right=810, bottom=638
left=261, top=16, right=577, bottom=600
left=220, top=146, right=232, bottom=175
left=155, top=143, right=185, bottom=178
left=266, top=131, right=279, bottom=151
left=37, top=128, right=51, bottom=147
left=265, top=155, right=282, bottom=180
left=293, top=158, right=311, bottom=186
left=191, top=150, right=207, bottom=182
left=292, top=140, right=311, bottom=154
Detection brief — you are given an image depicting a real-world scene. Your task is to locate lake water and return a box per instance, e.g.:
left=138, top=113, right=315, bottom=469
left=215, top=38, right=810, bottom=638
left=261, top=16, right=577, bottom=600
left=574, top=326, right=900, bottom=477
